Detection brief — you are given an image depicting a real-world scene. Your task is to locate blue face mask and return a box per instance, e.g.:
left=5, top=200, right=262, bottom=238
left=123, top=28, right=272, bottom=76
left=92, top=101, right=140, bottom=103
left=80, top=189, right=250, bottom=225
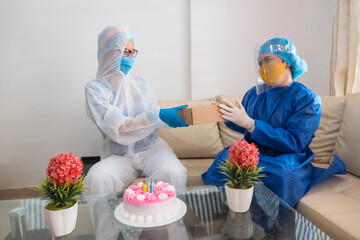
left=120, top=57, right=135, bottom=74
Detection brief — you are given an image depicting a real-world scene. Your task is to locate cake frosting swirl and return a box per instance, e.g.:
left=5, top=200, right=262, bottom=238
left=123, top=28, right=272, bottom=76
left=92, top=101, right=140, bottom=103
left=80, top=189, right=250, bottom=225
left=120, top=181, right=180, bottom=223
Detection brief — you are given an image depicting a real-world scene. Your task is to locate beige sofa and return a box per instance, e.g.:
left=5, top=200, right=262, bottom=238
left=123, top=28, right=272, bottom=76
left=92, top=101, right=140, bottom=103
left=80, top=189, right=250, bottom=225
left=157, top=94, right=360, bottom=240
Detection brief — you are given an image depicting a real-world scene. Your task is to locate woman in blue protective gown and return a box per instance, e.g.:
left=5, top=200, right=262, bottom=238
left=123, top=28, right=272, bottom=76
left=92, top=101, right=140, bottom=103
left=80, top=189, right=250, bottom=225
left=202, top=38, right=346, bottom=208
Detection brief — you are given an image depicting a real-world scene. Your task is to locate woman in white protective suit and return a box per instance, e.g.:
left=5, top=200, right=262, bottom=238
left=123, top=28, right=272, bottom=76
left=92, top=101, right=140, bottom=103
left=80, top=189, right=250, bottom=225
left=85, top=26, right=188, bottom=194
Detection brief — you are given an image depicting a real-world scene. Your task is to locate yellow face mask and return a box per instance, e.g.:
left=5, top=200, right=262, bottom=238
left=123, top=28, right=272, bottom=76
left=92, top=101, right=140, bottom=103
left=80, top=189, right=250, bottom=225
left=259, top=62, right=286, bottom=85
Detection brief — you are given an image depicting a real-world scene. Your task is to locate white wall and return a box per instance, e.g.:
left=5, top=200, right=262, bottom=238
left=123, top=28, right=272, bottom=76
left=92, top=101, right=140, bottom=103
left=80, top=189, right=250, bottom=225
left=191, top=0, right=334, bottom=99
left=0, top=0, right=334, bottom=189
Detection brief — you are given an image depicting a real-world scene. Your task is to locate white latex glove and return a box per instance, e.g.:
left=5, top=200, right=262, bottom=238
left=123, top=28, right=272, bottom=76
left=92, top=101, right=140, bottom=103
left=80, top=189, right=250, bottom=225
left=219, top=99, right=255, bottom=133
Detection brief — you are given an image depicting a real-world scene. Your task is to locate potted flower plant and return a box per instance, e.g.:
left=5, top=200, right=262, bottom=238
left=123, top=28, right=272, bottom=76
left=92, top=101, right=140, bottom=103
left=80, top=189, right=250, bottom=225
left=35, top=152, right=85, bottom=236
left=218, top=139, right=265, bottom=212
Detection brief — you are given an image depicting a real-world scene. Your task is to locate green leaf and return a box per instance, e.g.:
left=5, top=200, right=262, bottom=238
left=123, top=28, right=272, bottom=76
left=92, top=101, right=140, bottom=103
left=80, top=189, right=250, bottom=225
left=217, top=159, right=266, bottom=189
left=33, top=175, right=86, bottom=206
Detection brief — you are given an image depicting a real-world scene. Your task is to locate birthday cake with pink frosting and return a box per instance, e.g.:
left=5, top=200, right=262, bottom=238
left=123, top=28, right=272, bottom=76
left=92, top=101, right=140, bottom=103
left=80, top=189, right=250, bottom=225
left=119, top=181, right=180, bottom=223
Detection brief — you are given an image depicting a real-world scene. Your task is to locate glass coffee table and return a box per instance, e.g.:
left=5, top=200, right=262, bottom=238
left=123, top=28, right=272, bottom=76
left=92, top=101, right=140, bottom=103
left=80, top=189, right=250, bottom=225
left=1, top=184, right=331, bottom=240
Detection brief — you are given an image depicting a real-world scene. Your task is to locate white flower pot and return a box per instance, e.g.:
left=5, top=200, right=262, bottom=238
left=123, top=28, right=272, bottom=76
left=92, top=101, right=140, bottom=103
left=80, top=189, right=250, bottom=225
left=225, top=183, right=254, bottom=213
left=44, top=200, right=78, bottom=237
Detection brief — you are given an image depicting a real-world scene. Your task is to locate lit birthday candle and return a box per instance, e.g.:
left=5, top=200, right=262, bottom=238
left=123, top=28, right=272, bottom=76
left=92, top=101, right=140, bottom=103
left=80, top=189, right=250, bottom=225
left=142, top=183, right=146, bottom=193
left=147, top=182, right=150, bottom=192
left=150, top=181, right=153, bottom=193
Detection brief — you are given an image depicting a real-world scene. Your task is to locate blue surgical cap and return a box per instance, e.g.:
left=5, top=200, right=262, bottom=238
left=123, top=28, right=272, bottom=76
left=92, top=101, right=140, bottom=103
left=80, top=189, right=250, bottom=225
left=259, top=38, right=307, bottom=80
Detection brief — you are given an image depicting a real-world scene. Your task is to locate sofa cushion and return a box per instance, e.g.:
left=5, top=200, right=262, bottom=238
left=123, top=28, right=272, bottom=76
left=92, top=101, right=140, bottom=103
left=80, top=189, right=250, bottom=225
left=215, top=95, right=244, bottom=147
left=334, top=94, right=360, bottom=177
left=310, top=96, right=346, bottom=164
left=157, top=99, right=224, bottom=158
left=181, top=159, right=213, bottom=186
left=297, top=172, right=360, bottom=240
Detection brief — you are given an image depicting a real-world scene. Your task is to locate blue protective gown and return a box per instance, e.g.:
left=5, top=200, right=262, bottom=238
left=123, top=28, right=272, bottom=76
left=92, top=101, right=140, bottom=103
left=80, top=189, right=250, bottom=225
left=202, top=82, right=346, bottom=207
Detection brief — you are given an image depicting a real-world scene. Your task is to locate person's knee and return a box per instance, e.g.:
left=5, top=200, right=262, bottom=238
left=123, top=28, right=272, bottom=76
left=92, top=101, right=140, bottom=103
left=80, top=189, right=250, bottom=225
left=145, top=149, right=187, bottom=187
left=159, top=159, right=187, bottom=176
left=175, top=163, right=187, bottom=178
left=86, top=169, right=110, bottom=193
left=160, top=162, right=187, bottom=187
left=173, top=165, right=187, bottom=188
left=169, top=164, right=187, bottom=179
left=86, top=163, right=120, bottom=194
left=86, top=162, right=109, bottom=182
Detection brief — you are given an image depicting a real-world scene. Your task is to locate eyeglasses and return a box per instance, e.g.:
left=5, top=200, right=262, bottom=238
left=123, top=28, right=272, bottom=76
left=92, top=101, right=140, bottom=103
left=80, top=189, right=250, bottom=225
left=123, top=48, right=138, bottom=57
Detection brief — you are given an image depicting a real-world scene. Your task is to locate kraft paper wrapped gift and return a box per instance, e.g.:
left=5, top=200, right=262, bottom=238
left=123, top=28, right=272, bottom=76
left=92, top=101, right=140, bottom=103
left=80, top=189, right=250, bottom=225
left=178, top=105, right=224, bottom=125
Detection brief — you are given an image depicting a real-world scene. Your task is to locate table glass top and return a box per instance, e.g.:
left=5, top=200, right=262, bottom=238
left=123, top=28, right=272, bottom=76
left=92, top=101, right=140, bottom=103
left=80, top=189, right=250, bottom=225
left=0, top=184, right=331, bottom=240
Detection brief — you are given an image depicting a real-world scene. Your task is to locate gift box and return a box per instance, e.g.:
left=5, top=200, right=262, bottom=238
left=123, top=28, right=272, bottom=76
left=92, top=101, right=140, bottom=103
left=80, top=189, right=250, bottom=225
left=178, top=104, right=224, bottom=125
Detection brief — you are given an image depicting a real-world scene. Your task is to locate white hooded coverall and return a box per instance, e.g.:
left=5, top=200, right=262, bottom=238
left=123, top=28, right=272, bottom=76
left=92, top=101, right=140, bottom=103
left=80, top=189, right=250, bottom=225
left=85, top=26, right=187, bottom=194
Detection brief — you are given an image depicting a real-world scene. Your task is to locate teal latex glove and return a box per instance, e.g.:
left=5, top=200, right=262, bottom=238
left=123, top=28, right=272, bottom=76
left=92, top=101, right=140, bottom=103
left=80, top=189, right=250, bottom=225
left=159, top=105, right=189, bottom=128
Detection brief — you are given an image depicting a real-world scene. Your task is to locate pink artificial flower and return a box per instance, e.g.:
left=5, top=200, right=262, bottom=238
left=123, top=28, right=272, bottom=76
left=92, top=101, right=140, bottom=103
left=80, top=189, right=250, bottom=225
left=46, top=152, right=83, bottom=187
left=228, top=140, right=259, bottom=170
